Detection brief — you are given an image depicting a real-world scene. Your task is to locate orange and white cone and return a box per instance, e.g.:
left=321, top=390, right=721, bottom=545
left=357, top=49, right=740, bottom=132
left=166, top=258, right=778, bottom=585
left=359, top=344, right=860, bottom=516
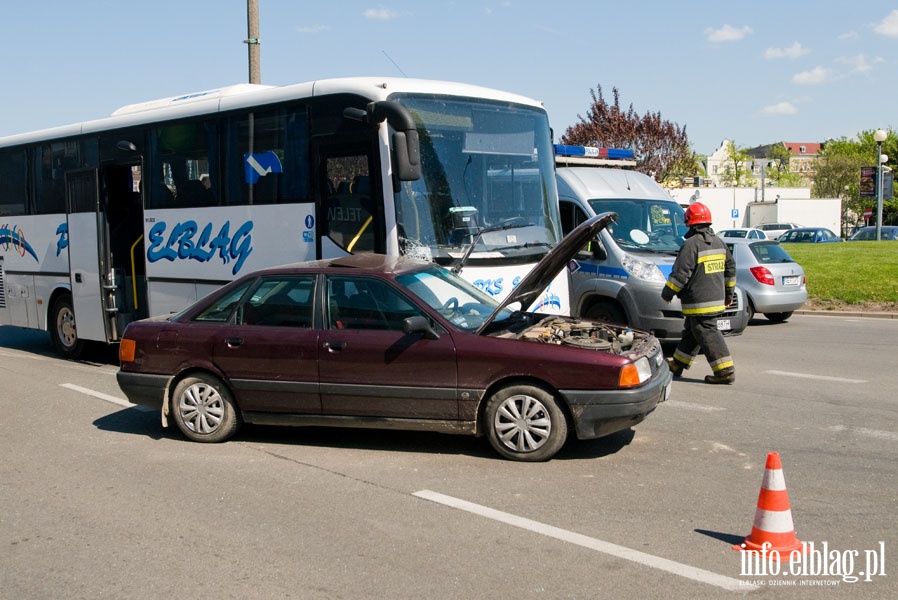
left=733, top=452, right=804, bottom=558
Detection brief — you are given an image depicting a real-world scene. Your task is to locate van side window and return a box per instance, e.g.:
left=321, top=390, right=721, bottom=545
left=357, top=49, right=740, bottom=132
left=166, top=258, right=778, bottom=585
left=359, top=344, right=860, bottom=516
left=560, top=200, right=589, bottom=236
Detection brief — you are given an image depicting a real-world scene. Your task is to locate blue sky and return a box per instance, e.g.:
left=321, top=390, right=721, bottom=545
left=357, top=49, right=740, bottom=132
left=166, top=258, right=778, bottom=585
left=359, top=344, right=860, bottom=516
left=2, top=1, right=896, bottom=155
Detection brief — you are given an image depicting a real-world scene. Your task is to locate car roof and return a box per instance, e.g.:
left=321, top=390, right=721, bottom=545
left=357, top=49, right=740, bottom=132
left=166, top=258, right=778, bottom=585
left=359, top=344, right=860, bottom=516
left=248, top=253, right=433, bottom=278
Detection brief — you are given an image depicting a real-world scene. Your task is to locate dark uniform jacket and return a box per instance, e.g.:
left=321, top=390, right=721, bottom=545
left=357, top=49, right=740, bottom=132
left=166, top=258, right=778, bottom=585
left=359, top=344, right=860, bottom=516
left=661, top=226, right=736, bottom=316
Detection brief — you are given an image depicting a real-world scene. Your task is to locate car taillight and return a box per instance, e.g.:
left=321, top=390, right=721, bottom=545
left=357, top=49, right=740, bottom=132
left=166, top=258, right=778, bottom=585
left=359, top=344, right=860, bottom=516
left=750, top=266, right=775, bottom=286
left=119, top=338, right=136, bottom=363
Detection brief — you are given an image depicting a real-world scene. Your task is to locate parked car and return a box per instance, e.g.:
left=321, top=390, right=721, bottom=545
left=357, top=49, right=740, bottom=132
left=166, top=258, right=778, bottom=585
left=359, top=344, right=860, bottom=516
left=758, top=222, right=801, bottom=240
left=718, top=228, right=768, bottom=240
left=724, top=239, right=808, bottom=323
left=777, top=227, right=842, bottom=244
left=117, top=214, right=671, bottom=462
left=847, top=226, right=898, bottom=241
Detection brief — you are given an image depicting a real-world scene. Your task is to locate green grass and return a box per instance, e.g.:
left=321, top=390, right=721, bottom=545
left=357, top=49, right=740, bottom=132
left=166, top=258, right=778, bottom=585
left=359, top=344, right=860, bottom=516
left=781, top=242, right=898, bottom=304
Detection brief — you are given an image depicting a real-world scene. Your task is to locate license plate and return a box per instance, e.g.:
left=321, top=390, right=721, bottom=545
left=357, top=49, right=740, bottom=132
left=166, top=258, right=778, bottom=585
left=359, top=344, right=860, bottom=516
left=716, top=318, right=731, bottom=330
left=783, top=275, right=800, bottom=286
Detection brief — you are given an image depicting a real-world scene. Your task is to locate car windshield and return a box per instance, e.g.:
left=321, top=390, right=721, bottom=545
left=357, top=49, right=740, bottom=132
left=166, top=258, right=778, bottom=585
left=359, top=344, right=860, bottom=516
left=587, top=198, right=687, bottom=253
left=396, top=266, right=515, bottom=331
left=749, top=241, right=795, bottom=264
left=389, top=94, right=560, bottom=266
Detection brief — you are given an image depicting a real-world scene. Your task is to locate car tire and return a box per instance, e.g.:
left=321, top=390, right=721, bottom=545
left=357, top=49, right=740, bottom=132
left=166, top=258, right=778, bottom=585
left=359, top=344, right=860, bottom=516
left=485, top=384, right=568, bottom=462
left=171, top=374, right=242, bottom=443
left=49, top=293, right=85, bottom=359
left=745, top=300, right=756, bottom=323
left=764, top=311, right=793, bottom=323
left=584, top=300, right=627, bottom=326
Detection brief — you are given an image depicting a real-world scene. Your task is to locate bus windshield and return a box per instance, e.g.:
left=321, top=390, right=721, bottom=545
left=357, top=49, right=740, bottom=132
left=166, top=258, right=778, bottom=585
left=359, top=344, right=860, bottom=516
left=588, top=198, right=687, bottom=253
left=391, top=95, right=560, bottom=265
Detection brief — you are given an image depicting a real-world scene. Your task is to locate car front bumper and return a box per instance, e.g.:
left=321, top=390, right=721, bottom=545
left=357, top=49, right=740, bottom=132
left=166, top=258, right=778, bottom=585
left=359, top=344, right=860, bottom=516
left=116, top=371, right=170, bottom=409
left=560, top=368, right=672, bottom=440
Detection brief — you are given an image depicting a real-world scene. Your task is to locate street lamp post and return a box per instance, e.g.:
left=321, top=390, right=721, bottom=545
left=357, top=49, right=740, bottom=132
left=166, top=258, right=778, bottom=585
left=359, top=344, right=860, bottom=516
left=874, top=129, right=888, bottom=241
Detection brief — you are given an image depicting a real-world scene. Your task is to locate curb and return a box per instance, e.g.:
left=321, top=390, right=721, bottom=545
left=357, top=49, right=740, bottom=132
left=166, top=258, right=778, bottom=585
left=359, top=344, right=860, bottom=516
left=794, top=310, right=898, bottom=319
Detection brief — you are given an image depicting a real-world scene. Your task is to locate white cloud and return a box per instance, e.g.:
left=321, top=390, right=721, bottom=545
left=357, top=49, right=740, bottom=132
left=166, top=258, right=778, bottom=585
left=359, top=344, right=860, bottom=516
left=792, top=66, right=832, bottom=85
left=838, top=30, right=858, bottom=40
left=297, top=24, right=331, bottom=34
left=873, top=9, right=898, bottom=37
left=764, top=42, right=809, bottom=60
left=364, top=8, right=400, bottom=20
left=761, top=102, right=799, bottom=116
left=705, top=24, right=753, bottom=43
left=836, top=54, right=883, bottom=73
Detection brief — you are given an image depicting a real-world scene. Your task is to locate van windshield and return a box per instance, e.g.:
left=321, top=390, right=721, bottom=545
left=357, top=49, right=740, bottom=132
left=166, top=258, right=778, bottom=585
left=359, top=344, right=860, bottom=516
left=587, top=199, right=686, bottom=253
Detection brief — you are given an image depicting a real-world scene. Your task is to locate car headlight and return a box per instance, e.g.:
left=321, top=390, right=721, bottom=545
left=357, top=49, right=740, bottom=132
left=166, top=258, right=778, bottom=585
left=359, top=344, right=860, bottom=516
left=621, top=254, right=666, bottom=283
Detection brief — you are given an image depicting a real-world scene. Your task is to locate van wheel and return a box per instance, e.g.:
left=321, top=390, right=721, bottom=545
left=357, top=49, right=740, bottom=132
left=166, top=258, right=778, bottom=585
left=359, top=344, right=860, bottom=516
left=49, top=294, right=85, bottom=359
left=585, top=300, right=627, bottom=326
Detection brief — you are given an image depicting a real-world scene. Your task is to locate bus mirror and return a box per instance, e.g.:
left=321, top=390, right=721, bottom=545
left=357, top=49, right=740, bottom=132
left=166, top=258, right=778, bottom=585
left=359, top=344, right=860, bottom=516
left=117, top=141, right=138, bottom=153
left=578, top=238, right=606, bottom=260
left=392, top=130, right=421, bottom=181
left=343, top=102, right=421, bottom=182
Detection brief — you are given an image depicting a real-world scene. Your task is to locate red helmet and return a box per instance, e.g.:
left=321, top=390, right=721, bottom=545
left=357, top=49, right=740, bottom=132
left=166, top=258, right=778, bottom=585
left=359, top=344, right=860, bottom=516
left=684, top=202, right=712, bottom=226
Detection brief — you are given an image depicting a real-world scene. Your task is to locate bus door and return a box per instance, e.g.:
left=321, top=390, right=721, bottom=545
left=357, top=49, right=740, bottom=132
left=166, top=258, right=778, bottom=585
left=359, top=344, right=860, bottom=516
left=316, top=140, right=384, bottom=258
left=65, top=168, right=111, bottom=343
left=65, top=163, right=146, bottom=344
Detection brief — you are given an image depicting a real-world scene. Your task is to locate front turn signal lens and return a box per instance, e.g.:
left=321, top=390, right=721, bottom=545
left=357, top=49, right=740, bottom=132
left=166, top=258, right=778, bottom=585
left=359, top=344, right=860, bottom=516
left=119, top=338, right=136, bottom=363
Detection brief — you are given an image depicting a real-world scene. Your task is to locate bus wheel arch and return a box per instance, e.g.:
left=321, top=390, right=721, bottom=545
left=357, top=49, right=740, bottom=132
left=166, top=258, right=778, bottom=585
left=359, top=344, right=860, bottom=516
left=48, top=291, right=85, bottom=359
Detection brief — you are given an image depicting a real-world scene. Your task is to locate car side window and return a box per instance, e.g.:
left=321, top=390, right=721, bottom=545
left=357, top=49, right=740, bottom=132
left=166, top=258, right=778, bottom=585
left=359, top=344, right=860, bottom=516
left=327, top=276, right=421, bottom=330
left=239, top=275, right=315, bottom=327
left=194, top=280, right=256, bottom=322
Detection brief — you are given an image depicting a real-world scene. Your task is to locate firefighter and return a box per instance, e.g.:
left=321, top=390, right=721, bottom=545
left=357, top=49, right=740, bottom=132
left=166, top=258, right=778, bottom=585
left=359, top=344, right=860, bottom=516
left=661, top=202, right=737, bottom=384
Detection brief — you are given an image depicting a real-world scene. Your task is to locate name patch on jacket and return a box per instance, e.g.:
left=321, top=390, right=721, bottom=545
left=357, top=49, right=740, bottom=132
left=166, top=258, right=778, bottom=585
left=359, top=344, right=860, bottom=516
left=699, top=253, right=726, bottom=274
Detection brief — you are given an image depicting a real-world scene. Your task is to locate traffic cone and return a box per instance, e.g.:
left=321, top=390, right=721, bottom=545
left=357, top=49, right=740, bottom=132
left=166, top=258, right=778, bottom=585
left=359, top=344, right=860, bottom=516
left=733, top=452, right=804, bottom=559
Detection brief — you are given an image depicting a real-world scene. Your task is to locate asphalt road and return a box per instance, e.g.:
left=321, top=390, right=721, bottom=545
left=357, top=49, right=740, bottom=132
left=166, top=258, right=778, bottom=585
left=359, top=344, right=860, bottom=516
left=2, top=314, right=896, bottom=599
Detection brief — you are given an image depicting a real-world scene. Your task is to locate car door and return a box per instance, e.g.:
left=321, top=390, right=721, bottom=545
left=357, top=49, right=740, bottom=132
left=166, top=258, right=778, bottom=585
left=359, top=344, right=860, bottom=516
left=318, top=275, right=459, bottom=419
left=208, top=275, right=321, bottom=414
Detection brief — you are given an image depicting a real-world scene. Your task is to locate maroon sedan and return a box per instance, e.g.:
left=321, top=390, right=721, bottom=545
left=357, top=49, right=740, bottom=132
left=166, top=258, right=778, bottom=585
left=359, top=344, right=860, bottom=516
left=117, top=214, right=671, bottom=461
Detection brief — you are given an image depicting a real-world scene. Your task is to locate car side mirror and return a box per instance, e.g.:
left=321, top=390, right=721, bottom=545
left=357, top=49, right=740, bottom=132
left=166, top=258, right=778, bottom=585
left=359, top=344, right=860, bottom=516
left=403, top=315, right=440, bottom=340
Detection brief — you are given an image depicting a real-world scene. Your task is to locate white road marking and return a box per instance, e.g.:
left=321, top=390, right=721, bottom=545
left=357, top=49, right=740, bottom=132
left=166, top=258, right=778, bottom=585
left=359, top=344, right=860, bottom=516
left=413, top=490, right=756, bottom=592
left=665, top=400, right=726, bottom=412
left=60, top=383, right=150, bottom=411
left=827, top=425, right=898, bottom=442
left=764, top=370, right=866, bottom=384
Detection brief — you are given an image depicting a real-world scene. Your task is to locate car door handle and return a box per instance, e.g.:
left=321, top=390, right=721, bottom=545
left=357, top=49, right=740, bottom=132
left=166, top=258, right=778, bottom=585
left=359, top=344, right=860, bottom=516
left=225, top=337, right=244, bottom=348
left=323, top=341, right=346, bottom=352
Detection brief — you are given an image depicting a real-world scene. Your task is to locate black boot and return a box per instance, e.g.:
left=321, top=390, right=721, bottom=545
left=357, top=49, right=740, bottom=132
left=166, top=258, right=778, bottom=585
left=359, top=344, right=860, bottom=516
left=666, top=358, right=684, bottom=378
left=704, top=373, right=735, bottom=385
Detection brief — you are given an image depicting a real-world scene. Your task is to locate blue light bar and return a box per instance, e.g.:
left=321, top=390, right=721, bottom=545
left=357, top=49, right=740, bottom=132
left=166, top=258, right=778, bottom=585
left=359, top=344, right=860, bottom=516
left=553, top=145, right=635, bottom=160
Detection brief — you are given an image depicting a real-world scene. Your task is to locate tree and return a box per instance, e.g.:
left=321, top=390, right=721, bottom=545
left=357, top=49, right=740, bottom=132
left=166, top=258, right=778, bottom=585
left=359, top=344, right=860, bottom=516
left=813, top=130, right=898, bottom=230
left=765, top=144, right=803, bottom=187
left=717, top=140, right=756, bottom=188
left=560, top=85, right=694, bottom=184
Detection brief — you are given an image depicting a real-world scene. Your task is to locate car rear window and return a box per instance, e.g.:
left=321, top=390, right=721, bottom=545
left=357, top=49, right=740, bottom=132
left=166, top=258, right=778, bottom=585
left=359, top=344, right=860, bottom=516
left=749, top=241, right=794, bottom=264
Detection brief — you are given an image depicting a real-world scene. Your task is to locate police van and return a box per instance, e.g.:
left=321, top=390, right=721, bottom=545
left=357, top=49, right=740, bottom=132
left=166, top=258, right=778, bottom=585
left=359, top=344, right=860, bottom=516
left=556, top=145, right=748, bottom=342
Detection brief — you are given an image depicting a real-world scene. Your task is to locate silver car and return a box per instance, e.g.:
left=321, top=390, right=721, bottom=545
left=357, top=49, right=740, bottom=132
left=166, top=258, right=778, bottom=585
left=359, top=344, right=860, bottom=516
left=724, top=239, right=808, bottom=323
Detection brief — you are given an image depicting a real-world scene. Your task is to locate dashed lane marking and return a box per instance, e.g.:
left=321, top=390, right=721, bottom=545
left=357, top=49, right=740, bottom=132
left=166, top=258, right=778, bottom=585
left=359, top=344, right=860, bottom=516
left=60, top=383, right=152, bottom=411
left=764, top=370, right=866, bottom=384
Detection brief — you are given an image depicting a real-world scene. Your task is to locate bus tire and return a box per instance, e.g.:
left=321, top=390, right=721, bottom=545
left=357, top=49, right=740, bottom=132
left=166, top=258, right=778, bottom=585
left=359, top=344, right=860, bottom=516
left=50, top=294, right=85, bottom=359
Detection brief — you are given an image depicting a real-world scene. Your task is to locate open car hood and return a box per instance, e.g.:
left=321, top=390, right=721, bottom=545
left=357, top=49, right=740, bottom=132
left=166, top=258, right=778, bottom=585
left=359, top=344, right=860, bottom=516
left=476, top=212, right=616, bottom=335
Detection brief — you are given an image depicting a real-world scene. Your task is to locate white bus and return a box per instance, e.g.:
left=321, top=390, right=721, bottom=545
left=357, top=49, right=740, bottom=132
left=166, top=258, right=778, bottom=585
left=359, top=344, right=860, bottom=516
left=0, top=78, right=567, bottom=358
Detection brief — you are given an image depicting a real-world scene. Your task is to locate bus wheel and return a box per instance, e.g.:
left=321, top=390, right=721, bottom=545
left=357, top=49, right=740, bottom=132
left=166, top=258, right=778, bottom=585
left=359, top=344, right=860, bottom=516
left=50, top=294, right=85, bottom=359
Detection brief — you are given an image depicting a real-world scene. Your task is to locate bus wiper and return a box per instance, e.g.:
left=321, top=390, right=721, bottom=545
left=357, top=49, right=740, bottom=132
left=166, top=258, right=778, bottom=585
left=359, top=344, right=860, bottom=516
left=490, top=241, right=552, bottom=253
left=452, top=221, right=535, bottom=274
